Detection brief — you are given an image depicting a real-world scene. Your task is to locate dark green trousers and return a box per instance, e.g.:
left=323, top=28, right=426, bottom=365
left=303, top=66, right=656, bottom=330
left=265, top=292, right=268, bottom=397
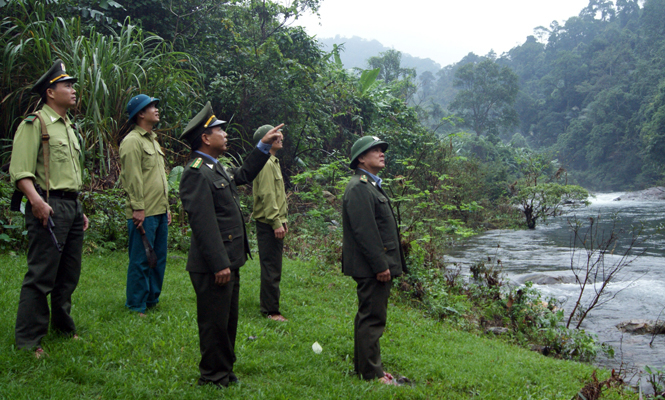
left=255, top=221, right=284, bottom=315
left=15, top=197, right=84, bottom=349
left=190, top=269, right=240, bottom=386
left=353, top=277, right=391, bottom=380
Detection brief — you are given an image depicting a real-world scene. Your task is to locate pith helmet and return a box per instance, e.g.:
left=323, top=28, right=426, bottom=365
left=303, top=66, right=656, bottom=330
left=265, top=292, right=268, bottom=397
left=349, top=135, right=388, bottom=169
left=180, top=102, right=226, bottom=145
left=126, top=94, right=159, bottom=121
left=253, top=125, right=274, bottom=144
left=32, top=59, right=77, bottom=95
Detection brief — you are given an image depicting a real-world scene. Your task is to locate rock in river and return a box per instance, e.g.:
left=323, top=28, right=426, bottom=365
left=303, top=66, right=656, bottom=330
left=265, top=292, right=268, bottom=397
left=616, top=319, right=665, bottom=334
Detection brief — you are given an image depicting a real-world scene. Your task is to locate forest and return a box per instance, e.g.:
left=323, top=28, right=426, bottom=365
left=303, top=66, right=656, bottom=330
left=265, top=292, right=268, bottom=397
left=2, top=0, right=663, bottom=260
left=2, top=0, right=665, bottom=393
left=415, top=0, right=665, bottom=191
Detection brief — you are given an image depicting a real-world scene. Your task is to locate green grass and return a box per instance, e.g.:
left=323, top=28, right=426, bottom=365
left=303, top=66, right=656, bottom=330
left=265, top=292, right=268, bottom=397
left=0, top=252, right=636, bottom=399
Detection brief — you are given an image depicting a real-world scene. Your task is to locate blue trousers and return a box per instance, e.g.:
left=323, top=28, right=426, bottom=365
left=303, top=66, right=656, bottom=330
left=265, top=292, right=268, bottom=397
left=126, top=214, right=168, bottom=313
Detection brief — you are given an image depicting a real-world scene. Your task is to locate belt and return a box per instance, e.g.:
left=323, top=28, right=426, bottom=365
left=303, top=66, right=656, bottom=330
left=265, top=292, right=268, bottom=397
left=46, top=190, right=79, bottom=200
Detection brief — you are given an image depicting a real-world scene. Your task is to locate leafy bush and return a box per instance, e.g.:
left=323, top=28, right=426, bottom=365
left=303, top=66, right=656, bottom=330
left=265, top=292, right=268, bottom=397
left=399, top=246, right=610, bottom=362
left=0, top=176, right=28, bottom=252
left=80, top=188, right=127, bottom=253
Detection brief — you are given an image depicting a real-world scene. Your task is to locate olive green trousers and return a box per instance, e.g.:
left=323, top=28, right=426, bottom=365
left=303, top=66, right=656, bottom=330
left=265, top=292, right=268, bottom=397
left=15, top=197, right=84, bottom=349
left=256, top=221, right=284, bottom=315
left=353, top=277, right=392, bottom=380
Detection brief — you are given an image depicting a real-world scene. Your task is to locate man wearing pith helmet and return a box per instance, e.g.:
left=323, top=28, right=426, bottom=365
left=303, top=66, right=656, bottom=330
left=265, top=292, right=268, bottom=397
left=119, top=94, right=171, bottom=317
left=178, top=102, right=283, bottom=388
left=252, top=125, right=289, bottom=322
left=9, top=59, right=89, bottom=358
left=342, top=135, right=407, bottom=385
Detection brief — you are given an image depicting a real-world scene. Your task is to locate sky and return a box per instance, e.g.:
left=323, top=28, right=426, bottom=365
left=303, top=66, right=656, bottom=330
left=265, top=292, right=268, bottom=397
left=294, top=0, right=594, bottom=67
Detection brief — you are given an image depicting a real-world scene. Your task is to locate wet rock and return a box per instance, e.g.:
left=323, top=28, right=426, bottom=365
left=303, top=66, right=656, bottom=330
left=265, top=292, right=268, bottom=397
left=613, top=187, right=665, bottom=201
left=517, top=273, right=577, bottom=285
left=529, top=344, right=551, bottom=356
left=485, top=327, right=510, bottom=335
left=322, top=190, right=336, bottom=203
left=616, top=319, right=665, bottom=334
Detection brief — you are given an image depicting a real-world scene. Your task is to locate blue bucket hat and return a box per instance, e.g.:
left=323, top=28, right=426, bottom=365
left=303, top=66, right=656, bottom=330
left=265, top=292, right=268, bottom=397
left=126, top=94, right=159, bottom=121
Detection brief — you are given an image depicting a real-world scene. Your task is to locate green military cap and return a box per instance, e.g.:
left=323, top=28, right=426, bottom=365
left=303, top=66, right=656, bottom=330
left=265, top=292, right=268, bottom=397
left=253, top=124, right=275, bottom=144
left=32, top=59, right=77, bottom=95
left=350, top=135, right=388, bottom=169
left=180, top=101, right=226, bottom=145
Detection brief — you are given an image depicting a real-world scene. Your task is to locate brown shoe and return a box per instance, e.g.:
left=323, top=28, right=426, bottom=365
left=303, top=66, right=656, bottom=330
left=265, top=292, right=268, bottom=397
left=267, top=314, right=288, bottom=322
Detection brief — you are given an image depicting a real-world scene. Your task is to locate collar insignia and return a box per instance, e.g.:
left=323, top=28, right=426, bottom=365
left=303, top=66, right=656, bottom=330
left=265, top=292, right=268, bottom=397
left=206, top=163, right=214, bottom=169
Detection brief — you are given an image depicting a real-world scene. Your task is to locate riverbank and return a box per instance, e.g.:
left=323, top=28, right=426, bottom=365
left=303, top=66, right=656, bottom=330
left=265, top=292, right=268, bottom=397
left=446, top=192, right=665, bottom=393
left=0, top=253, right=636, bottom=399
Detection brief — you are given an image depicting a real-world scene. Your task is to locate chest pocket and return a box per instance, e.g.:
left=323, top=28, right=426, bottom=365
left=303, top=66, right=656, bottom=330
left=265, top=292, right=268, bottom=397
left=142, top=144, right=156, bottom=168
left=213, top=179, right=233, bottom=205
left=377, top=195, right=392, bottom=216
left=50, top=138, right=71, bottom=162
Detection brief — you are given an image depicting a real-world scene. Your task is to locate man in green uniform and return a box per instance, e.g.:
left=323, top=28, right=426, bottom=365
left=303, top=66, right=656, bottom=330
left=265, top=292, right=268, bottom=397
left=119, top=94, right=171, bottom=316
left=252, top=125, right=288, bottom=322
left=342, top=135, right=406, bottom=385
left=179, top=102, right=283, bottom=388
left=9, top=59, right=89, bottom=358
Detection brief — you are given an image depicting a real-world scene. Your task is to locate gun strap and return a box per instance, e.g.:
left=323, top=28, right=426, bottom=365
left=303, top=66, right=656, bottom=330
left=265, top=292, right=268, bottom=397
left=31, top=112, right=50, bottom=202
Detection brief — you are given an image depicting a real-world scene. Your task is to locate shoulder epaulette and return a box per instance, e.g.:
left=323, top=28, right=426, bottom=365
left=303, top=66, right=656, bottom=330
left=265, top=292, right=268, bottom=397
left=190, top=158, right=203, bottom=169
left=359, top=175, right=368, bottom=184
left=23, top=115, right=37, bottom=123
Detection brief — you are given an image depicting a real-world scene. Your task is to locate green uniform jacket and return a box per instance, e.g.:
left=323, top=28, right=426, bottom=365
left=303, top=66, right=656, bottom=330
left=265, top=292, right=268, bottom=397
left=252, top=155, right=288, bottom=230
left=118, top=126, right=170, bottom=219
left=9, top=105, right=82, bottom=191
left=179, top=148, right=270, bottom=274
left=342, top=170, right=406, bottom=278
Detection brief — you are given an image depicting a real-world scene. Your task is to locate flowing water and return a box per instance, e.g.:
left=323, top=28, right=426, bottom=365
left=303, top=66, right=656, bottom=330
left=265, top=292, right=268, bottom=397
left=446, top=193, right=665, bottom=379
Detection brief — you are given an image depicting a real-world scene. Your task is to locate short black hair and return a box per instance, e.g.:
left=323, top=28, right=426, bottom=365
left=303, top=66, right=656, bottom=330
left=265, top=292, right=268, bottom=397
left=40, top=82, right=58, bottom=104
left=190, top=127, right=214, bottom=151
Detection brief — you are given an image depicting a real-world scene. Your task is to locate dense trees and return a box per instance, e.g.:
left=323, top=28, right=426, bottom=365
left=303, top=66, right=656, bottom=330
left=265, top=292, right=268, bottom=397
left=415, top=0, right=665, bottom=191
left=448, top=59, right=519, bottom=139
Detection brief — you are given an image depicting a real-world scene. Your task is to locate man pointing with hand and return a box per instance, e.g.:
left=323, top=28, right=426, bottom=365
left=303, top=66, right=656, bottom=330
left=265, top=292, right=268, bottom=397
left=179, top=102, right=283, bottom=388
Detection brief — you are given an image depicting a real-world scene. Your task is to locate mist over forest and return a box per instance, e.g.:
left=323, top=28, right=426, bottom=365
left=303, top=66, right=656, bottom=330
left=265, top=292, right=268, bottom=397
left=319, top=0, right=665, bottom=191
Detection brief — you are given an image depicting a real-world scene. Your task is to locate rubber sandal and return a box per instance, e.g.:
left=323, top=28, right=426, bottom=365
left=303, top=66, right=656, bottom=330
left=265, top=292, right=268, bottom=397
left=34, top=348, right=48, bottom=359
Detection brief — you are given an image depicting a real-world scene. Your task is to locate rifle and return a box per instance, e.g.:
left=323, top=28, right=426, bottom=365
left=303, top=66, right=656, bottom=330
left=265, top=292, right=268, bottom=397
left=137, top=225, right=157, bottom=268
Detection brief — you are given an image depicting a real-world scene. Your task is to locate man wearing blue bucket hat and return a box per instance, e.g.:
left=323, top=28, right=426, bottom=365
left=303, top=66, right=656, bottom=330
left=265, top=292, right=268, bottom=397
left=119, top=94, right=171, bottom=316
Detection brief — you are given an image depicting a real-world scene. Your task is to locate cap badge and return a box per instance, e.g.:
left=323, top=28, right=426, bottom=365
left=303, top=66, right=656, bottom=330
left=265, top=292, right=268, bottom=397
left=372, top=136, right=380, bottom=141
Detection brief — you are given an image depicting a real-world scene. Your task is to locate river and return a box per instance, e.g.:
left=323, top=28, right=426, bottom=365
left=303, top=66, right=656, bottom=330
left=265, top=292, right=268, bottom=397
left=446, top=193, right=665, bottom=381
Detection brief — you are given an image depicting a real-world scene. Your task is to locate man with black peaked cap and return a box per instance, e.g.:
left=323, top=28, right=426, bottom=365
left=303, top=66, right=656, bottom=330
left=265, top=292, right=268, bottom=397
left=178, top=102, right=283, bottom=388
left=9, top=59, right=89, bottom=358
left=251, top=125, right=289, bottom=322
left=119, top=94, right=171, bottom=317
left=342, top=135, right=407, bottom=385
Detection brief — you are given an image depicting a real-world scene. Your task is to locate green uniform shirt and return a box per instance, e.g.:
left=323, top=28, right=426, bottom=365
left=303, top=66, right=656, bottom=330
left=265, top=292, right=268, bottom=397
left=252, top=155, right=288, bottom=230
left=9, top=105, right=82, bottom=192
left=119, top=126, right=169, bottom=219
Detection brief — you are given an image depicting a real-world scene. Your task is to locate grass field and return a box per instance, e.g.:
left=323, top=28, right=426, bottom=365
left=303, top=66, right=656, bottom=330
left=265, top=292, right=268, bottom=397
left=0, top=252, right=637, bottom=399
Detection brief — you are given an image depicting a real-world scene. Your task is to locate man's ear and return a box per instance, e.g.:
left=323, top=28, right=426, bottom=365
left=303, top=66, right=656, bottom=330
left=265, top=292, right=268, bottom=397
left=201, top=133, right=210, bottom=146
left=45, top=87, right=55, bottom=101
left=356, top=153, right=365, bottom=167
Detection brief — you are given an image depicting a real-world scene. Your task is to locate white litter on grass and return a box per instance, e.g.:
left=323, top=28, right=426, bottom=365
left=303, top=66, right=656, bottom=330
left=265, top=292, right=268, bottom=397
left=312, top=341, right=322, bottom=354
